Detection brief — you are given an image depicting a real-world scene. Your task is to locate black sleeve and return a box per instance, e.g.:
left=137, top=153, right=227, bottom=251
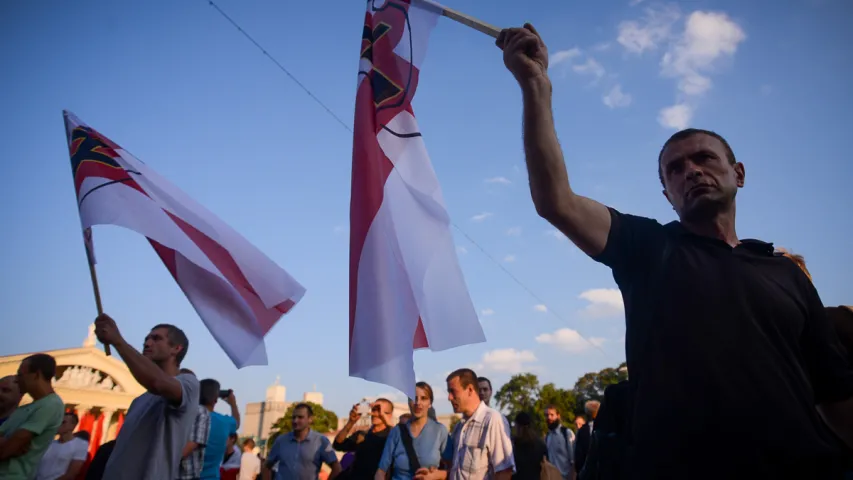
left=591, top=208, right=668, bottom=277
left=333, top=434, right=357, bottom=452
left=800, top=282, right=853, bottom=404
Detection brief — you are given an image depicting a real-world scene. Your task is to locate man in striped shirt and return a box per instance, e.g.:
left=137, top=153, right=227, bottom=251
left=178, top=403, right=211, bottom=480
left=417, top=369, right=514, bottom=480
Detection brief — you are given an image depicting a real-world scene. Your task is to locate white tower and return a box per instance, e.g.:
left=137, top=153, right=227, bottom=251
left=303, top=384, right=323, bottom=405
left=265, top=376, right=286, bottom=403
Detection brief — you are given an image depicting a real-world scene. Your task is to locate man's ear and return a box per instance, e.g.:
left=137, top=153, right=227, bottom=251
left=734, top=162, right=746, bottom=188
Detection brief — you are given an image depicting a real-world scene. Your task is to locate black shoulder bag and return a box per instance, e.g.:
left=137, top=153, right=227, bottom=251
left=398, top=425, right=422, bottom=472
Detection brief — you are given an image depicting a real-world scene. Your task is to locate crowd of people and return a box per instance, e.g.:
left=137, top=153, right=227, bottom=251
left=2, top=19, right=853, bottom=480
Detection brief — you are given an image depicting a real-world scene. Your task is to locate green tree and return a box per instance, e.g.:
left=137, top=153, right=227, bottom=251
left=572, top=362, right=628, bottom=415
left=494, top=373, right=540, bottom=428
left=268, top=402, right=339, bottom=446
left=536, top=383, right=578, bottom=432
left=448, top=415, right=461, bottom=433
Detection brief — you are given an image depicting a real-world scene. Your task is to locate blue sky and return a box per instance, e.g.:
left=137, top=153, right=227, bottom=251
left=2, top=0, right=851, bottom=418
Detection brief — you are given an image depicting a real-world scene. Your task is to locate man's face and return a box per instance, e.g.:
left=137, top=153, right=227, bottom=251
left=16, top=360, right=36, bottom=395
left=575, top=417, right=586, bottom=430
left=0, top=376, right=21, bottom=412
left=58, top=414, right=78, bottom=435
left=545, top=408, right=560, bottom=426
left=660, top=133, right=745, bottom=222
left=291, top=407, right=312, bottom=432
left=143, top=328, right=176, bottom=364
left=370, top=401, right=393, bottom=427
left=447, top=377, right=476, bottom=414
left=477, top=380, right=492, bottom=404
left=398, top=413, right=411, bottom=425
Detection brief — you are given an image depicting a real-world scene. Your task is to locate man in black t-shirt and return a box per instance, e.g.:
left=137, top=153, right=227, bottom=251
left=333, top=398, right=394, bottom=479
left=496, top=23, right=853, bottom=479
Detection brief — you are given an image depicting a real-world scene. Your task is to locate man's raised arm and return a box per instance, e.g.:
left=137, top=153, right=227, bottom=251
left=496, top=24, right=611, bottom=258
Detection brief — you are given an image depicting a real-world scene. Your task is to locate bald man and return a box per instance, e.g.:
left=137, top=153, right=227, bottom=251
left=0, top=376, right=21, bottom=427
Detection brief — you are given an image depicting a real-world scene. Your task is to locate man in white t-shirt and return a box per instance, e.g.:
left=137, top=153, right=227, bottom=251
left=238, top=438, right=260, bottom=480
left=35, top=412, right=88, bottom=480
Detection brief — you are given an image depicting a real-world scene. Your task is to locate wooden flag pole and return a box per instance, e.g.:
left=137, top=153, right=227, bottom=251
left=418, top=0, right=501, bottom=39
left=87, top=256, right=111, bottom=356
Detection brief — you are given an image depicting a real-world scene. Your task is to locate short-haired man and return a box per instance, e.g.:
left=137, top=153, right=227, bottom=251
left=239, top=438, right=260, bottom=480
left=476, top=378, right=492, bottom=407
left=199, top=380, right=240, bottom=480
left=432, top=369, right=514, bottom=480
left=496, top=24, right=853, bottom=478
left=543, top=405, right=573, bottom=479
left=34, top=412, right=88, bottom=480
left=574, top=400, right=599, bottom=475
left=0, top=376, right=22, bottom=427
left=179, top=385, right=211, bottom=480
left=333, top=398, right=393, bottom=479
left=0, top=353, right=64, bottom=479
left=263, top=403, right=341, bottom=480
left=94, top=314, right=200, bottom=479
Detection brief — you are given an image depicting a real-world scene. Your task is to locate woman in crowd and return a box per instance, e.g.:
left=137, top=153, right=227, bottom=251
left=511, top=411, right=547, bottom=480
left=375, top=382, right=449, bottom=480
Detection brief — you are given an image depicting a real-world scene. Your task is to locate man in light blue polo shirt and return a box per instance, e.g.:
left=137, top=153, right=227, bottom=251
left=263, top=403, right=341, bottom=480
left=199, top=379, right=240, bottom=480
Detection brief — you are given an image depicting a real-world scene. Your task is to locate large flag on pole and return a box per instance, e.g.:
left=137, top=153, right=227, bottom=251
left=349, top=0, right=486, bottom=398
left=64, top=111, right=306, bottom=367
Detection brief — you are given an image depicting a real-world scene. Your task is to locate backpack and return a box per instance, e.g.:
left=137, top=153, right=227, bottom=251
left=540, top=457, right=564, bottom=480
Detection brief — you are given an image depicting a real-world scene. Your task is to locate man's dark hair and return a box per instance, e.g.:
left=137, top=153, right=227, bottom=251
left=293, top=403, right=313, bottom=416
left=243, top=438, right=256, bottom=449
left=657, top=128, right=737, bottom=186
left=65, top=411, right=80, bottom=425
left=446, top=368, right=478, bottom=390
left=24, top=354, right=56, bottom=381
left=375, top=397, right=394, bottom=412
left=74, top=430, right=91, bottom=442
left=477, top=377, right=492, bottom=390
left=151, top=323, right=189, bottom=365
left=544, top=404, right=560, bottom=415
left=199, top=378, right=220, bottom=406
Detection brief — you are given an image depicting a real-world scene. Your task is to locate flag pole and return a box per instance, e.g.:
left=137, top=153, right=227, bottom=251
left=419, top=0, right=501, bottom=39
left=84, top=243, right=111, bottom=356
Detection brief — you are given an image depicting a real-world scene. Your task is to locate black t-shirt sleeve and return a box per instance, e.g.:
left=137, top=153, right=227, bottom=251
left=800, top=283, right=853, bottom=404
left=591, top=208, right=668, bottom=276
left=333, top=434, right=357, bottom=452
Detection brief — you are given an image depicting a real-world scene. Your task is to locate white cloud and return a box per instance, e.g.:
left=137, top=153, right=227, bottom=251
left=549, top=47, right=582, bottom=67
left=505, top=227, right=522, bottom=236
left=480, top=308, right=495, bottom=317
left=617, top=4, right=680, bottom=54
left=484, top=176, right=511, bottom=185
left=578, top=288, right=624, bottom=318
left=536, top=328, right=606, bottom=354
left=471, top=212, right=493, bottom=222
left=602, top=84, right=633, bottom=108
left=545, top=229, right=567, bottom=241
left=657, top=103, right=693, bottom=130
left=475, top=348, right=537, bottom=373
left=456, top=245, right=468, bottom=255
left=660, top=11, right=746, bottom=97
left=503, top=254, right=516, bottom=263
left=533, top=304, right=548, bottom=313
left=572, top=57, right=605, bottom=79
left=333, top=225, right=348, bottom=235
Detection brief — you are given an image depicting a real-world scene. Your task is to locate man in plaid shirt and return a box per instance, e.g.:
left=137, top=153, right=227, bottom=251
left=178, top=404, right=211, bottom=480
left=415, top=369, right=515, bottom=480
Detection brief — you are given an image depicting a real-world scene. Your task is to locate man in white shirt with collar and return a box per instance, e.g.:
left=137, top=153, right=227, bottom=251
left=417, top=369, right=514, bottom=480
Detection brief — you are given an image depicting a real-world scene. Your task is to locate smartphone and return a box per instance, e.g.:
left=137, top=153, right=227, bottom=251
left=218, top=389, right=232, bottom=399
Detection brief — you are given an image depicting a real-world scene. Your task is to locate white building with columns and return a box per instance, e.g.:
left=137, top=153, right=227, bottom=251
left=0, top=325, right=145, bottom=455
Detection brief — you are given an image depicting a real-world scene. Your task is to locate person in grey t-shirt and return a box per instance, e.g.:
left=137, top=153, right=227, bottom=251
left=94, top=314, right=200, bottom=480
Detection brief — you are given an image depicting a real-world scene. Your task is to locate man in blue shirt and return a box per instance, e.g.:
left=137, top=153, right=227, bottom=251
left=264, top=403, right=341, bottom=480
left=199, top=379, right=240, bottom=480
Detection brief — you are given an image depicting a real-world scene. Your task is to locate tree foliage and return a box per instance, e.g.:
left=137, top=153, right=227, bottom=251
left=268, top=402, right=338, bottom=446
left=492, top=363, right=627, bottom=434
left=448, top=415, right=461, bottom=433
left=572, top=362, right=628, bottom=415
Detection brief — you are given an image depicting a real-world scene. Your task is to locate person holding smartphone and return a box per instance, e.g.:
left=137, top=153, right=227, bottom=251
left=199, top=380, right=241, bottom=480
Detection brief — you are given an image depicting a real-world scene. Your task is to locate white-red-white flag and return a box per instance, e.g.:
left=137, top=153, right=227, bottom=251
left=64, top=111, right=305, bottom=366
left=349, top=0, right=485, bottom=398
